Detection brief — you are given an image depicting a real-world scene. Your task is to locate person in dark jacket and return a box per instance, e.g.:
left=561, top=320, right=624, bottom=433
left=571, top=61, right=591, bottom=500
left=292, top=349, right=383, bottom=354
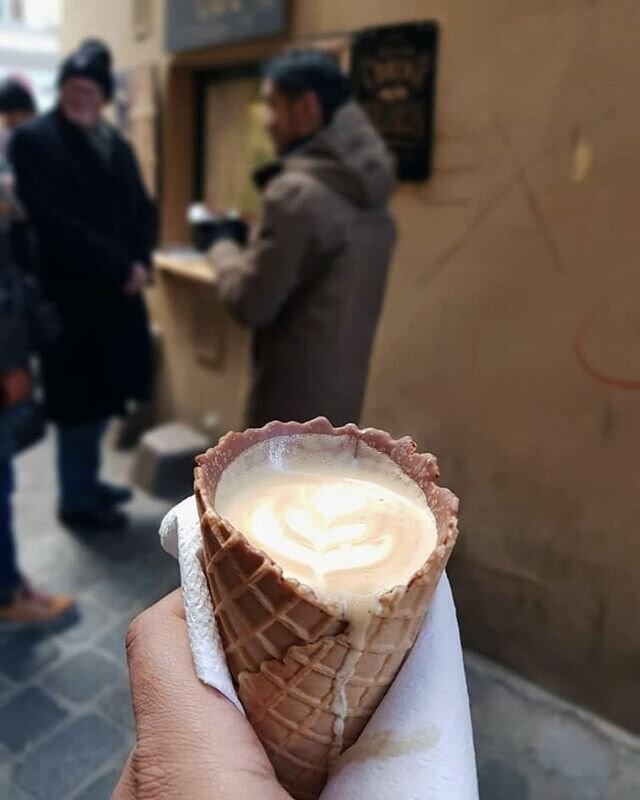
left=0, top=76, right=35, bottom=125
left=207, top=50, right=396, bottom=428
left=0, top=169, right=74, bottom=622
left=10, top=40, right=156, bottom=531
left=0, top=77, right=38, bottom=276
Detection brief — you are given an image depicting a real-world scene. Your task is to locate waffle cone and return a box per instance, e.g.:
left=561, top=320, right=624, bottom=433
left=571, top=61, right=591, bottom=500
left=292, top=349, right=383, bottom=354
left=195, top=418, right=458, bottom=800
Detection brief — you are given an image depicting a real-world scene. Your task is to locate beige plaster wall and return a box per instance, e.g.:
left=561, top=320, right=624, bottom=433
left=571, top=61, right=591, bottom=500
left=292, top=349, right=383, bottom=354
left=361, top=0, right=640, bottom=732
left=60, top=0, right=640, bottom=731
left=60, top=0, right=165, bottom=68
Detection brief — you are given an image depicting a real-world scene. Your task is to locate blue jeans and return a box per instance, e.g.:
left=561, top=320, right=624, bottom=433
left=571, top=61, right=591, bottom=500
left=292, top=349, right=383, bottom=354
left=56, top=419, right=109, bottom=514
left=0, top=460, right=21, bottom=603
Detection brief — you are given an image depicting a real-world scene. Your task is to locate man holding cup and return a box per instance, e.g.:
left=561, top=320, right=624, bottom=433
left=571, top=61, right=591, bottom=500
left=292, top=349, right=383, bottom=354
left=207, top=50, right=396, bottom=428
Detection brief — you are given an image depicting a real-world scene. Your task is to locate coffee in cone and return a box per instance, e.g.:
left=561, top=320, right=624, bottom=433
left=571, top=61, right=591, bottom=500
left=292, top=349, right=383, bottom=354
left=195, top=417, right=458, bottom=800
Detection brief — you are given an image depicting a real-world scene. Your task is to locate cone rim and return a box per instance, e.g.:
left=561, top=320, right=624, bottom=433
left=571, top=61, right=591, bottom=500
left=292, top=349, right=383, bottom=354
left=194, top=416, right=459, bottom=613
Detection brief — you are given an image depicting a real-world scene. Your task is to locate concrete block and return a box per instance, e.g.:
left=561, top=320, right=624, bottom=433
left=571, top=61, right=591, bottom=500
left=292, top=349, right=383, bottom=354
left=108, top=325, right=163, bottom=451
left=130, top=421, right=210, bottom=500
left=109, top=402, right=156, bottom=451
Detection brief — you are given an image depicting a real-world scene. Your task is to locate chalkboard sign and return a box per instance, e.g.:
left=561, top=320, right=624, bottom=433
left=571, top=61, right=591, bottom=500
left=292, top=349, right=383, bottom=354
left=165, top=0, right=289, bottom=53
left=351, top=22, right=439, bottom=182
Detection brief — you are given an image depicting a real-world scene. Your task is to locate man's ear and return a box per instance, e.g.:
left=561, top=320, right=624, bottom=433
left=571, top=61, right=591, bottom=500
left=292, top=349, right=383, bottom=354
left=298, top=90, right=323, bottom=133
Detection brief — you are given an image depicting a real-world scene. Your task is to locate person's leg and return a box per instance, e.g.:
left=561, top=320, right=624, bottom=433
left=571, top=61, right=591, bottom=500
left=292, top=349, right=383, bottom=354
left=57, top=418, right=109, bottom=513
left=0, top=460, right=21, bottom=605
left=89, top=417, right=133, bottom=504
left=97, top=480, right=133, bottom=506
left=0, top=458, right=74, bottom=622
left=57, top=418, right=127, bottom=530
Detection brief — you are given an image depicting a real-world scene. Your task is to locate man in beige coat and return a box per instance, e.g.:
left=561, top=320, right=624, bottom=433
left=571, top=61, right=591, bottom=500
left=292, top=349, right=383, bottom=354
left=209, top=50, right=396, bottom=427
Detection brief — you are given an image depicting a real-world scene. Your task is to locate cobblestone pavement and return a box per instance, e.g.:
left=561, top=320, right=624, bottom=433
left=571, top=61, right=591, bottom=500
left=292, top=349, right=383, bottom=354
left=0, top=433, right=638, bottom=799
left=0, top=433, right=179, bottom=800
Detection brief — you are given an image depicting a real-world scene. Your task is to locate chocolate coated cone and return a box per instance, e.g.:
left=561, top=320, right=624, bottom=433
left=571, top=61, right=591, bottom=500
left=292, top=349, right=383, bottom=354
left=195, top=418, right=458, bottom=800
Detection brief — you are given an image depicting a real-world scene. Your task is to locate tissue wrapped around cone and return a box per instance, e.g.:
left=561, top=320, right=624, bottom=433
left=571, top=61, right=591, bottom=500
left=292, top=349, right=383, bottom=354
left=194, top=418, right=458, bottom=800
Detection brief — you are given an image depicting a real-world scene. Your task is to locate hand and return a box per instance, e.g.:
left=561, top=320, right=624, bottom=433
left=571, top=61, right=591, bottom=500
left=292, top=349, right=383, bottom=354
left=113, top=590, right=292, bottom=800
left=124, top=263, right=150, bottom=295
left=0, top=368, right=32, bottom=408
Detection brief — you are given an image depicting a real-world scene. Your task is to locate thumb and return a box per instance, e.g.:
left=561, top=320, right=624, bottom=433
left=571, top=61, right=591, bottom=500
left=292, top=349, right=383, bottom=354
left=113, top=589, right=291, bottom=800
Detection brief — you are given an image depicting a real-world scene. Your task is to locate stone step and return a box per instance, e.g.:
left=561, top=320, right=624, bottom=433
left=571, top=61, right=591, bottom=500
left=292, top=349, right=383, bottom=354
left=130, top=420, right=215, bottom=501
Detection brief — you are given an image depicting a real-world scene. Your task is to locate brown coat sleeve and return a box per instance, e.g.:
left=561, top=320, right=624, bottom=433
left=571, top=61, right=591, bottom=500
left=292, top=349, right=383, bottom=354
left=209, top=175, right=314, bottom=329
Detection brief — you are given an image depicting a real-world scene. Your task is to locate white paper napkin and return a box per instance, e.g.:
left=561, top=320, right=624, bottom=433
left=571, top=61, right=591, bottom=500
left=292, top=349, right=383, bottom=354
left=160, top=496, right=478, bottom=799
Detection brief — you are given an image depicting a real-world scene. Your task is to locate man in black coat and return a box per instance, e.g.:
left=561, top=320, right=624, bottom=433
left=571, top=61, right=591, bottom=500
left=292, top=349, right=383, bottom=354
left=11, top=39, right=156, bottom=531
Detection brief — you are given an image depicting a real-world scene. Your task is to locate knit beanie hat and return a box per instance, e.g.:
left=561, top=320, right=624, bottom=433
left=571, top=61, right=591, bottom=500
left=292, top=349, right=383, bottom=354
left=0, top=76, right=36, bottom=113
left=58, top=39, right=114, bottom=101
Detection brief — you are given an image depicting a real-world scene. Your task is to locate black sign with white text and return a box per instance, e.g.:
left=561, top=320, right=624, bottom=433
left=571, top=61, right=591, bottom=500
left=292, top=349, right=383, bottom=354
left=165, top=0, right=289, bottom=53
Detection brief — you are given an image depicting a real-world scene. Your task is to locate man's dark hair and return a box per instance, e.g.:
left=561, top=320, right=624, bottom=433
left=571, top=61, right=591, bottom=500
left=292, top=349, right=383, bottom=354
left=263, top=49, right=351, bottom=124
left=0, top=77, right=36, bottom=114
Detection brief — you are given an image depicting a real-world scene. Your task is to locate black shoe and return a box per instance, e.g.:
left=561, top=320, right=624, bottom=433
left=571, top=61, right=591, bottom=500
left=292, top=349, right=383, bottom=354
left=59, top=507, right=128, bottom=532
left=97, top=482, right=133, bottom=506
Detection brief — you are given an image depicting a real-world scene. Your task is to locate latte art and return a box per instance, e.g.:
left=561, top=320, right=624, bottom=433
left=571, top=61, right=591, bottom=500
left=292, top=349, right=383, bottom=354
left=215, top=435, right=438, bottom=606
left=247, top=480, right=397, bottom=584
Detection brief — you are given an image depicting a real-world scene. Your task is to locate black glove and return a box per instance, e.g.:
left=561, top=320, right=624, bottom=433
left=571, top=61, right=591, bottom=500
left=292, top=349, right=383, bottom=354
left=192, top=215, right=249, bottom=252
left=217, top=215, right=249, bottom=247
